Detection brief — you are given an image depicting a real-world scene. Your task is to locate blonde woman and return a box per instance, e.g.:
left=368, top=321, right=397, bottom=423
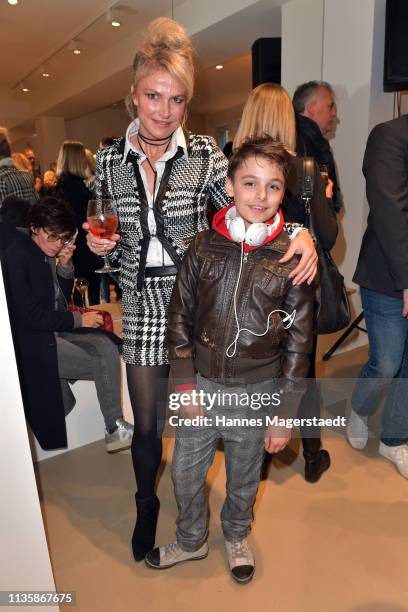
left=84, top=148, right=96, bottom=192
left=57, top=140, right=100, bottom=304
left=235, top=82, right=338, bottom=483
left=12, top=152, right=32, bottom=173
left=86, top=20, right=318, bottom=562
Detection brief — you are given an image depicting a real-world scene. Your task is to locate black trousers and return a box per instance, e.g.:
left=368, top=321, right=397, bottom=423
left=299, top=334, right=322, bottom=455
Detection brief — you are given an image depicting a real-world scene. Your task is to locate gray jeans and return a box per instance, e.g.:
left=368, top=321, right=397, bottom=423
left=57, top=331, right=122, bottom=432
left=172, top=374, right=268, bottom=551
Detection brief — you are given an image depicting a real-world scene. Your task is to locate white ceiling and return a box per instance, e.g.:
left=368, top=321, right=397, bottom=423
left=0, top=0, right=284, bottom=141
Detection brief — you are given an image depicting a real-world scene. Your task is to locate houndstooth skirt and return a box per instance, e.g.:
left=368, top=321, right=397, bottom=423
left=121, top=275, right=177, bottom=366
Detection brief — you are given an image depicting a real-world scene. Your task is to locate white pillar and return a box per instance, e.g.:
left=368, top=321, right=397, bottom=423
left=35, top=116, right=66, bottom=174
left=282, top=0, right=394, bottom=354
left=0, top=268, right=59, bottom=610
left=281, top=0, right=324, bottom=97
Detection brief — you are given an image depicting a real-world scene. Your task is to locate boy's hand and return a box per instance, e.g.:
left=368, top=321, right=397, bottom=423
left=280, top=230, right=318, bottom=285
left=179, top=391, right=205, bottom=419
left=264, top=425, right=291, bottom=454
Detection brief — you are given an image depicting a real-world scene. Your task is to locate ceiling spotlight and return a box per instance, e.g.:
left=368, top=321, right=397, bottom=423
left=21, top=83, right=29, bottom=92
left=40, top=66, right=50, bottom=77
left=69, top=40, right=82, bottom=55
left=216, top=65, right=223, bottom=70
left=8, top=0, right=19, bottom=5
left=107, top=8, right=121, bottom=27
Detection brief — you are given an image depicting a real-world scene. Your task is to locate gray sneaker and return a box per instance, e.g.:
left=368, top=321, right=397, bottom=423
left=225, top=538, right=255, bottom=584
left=346, top=409, right=369, bottom=450
left=105, top=418, right=134, bottom=453
left=145, top=541, right=209, bottom=569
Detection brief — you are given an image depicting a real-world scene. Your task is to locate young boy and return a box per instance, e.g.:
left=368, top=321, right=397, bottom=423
left=145, top=137, right=314, bottom=583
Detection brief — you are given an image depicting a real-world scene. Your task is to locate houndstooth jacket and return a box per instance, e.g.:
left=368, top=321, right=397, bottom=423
left=95, top=133, right=230, bottom=295
left=95, top=133, right=301, bottom=296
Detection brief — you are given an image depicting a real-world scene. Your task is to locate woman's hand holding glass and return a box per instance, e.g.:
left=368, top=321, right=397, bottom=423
left=83, top=221, right=120, bottom=256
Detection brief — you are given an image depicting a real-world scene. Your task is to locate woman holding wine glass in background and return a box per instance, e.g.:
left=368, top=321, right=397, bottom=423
left=57, top=140, right=101, bottom=304
left=85, top=17, right=319, bottom=563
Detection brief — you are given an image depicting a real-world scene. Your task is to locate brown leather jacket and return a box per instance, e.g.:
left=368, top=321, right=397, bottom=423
left=167, top=229, right=314, bottom=401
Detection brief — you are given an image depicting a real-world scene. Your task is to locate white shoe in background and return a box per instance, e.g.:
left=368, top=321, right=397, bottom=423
left=379, top=442, right=408, bottom=479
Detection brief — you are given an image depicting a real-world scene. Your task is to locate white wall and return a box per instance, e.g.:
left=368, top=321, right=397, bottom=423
left=0, top=268, right=58, bottom=609
left=204, top=104, right=245, bottom=141
left=35, top=116, right=66, bottom=173
left=66, top=105, right=130, bottom=152
left=282, top=0, right=324, bottom=96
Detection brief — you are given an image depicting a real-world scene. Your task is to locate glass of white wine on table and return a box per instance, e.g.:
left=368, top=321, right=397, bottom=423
left=87, top=199, right=118, bottom=273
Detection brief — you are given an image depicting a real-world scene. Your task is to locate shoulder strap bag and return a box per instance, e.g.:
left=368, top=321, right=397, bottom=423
left=301, top=158, right=351, bottom=334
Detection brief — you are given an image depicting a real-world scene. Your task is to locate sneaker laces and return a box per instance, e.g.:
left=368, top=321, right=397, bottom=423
left=115, top=418, right=133, bottom=432
left=162, top=542, right=181, bottom=559
left=230, top=540, right=250, bottom=564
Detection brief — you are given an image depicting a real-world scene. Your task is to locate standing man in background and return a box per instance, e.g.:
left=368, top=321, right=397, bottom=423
left=348, top=115, right=408, bottom=479
left=293, top=81, right=342, bottom=212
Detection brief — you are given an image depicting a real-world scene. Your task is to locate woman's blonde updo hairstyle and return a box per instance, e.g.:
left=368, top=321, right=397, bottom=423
left=233, top=83, right=296, bottom=154
left=126, top=17, right=195, bottom=119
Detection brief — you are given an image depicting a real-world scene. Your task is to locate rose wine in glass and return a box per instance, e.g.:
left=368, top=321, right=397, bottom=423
left=74, top=277, right=89, bottom=307
left=87, top=199, right=118, bottom=273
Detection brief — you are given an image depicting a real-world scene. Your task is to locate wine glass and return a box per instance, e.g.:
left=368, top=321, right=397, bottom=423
left=87, top=199, right=118, bottom=273
left=74, top=277, right=89, bottom=307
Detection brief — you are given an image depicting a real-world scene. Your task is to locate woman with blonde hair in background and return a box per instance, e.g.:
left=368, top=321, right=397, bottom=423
left=234, top=82, right=338, bottom=483
left=57, top=140, right=100, bottom=304
left=84, top=148, right=96, bottom=192
left=85, top=19, right=318, bottom=562
left=12, top=152, right=33, bottom=174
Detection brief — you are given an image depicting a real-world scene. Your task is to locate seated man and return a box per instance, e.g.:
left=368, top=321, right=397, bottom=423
left=3, top=197, right=133, bottom=452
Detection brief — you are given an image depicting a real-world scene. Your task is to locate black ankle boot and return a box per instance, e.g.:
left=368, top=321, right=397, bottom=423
left=304, top=449, right=331, bottom=483
left=132, top=494, right=160, bottom=562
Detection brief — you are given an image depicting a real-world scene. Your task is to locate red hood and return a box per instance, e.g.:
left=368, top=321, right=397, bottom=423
left=212, top=203, right=284, bottom=252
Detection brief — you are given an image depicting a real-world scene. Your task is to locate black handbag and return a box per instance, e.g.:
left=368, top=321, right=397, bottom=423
left=301, top=158, right=351, bottom=334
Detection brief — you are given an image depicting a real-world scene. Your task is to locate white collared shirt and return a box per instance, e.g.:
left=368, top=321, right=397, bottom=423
left=123, top=118, right=188, bottom=267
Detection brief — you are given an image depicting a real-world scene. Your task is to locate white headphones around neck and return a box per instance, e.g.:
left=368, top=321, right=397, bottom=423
left=225, top=206, right=281, bottom=247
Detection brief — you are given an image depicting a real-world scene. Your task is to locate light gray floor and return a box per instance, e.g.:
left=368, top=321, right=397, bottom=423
left=36, top=346, right=408, bottom=612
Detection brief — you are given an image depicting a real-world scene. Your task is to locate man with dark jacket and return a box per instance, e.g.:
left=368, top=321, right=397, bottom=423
left=293, top=81, right=342, bottom=212
left=347, top=115, right=408, bottom=478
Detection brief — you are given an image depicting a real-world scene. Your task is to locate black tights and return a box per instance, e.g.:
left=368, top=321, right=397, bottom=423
left=299, top=334, right=321, bottom=455
left=126, top=364, right=169, bottom=499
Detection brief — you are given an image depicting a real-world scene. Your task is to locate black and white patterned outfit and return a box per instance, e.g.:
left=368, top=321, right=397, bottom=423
left=95, top=124, right=230, bottom=366
left=0, top=159, right=38, bottom=205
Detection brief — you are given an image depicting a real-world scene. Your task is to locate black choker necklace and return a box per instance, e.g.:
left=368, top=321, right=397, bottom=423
left=138, top=131, right=175, bottom=147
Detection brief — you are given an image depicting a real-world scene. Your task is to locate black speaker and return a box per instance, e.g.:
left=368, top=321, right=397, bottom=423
left=383, top=0, right=408, bottom=92
left=252, top=38, right=281, bottom=89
